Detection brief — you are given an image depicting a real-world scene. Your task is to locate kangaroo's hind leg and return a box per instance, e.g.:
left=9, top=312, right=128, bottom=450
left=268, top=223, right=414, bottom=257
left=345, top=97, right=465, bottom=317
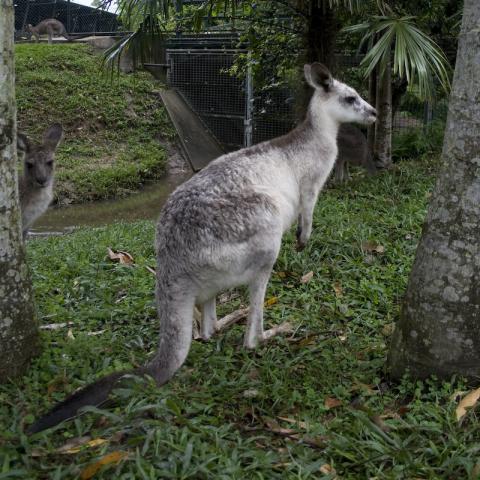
left=200, top=297, right=217, bottom=340
left=243, top=266, right=293, bottom=349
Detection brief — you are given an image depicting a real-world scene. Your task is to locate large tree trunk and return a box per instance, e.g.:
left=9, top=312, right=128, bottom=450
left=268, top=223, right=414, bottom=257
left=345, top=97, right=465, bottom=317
left=389, top=0, right=480, bottom=380
left=373, top=59, right=392, bottom=169
left=296, top=1, right=340, bottom=120
left=0, top=0, right=40, bottom=381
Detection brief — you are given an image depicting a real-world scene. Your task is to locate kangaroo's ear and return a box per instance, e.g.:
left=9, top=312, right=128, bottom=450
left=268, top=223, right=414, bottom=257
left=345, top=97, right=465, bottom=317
left=304, top=63, right=332, bottom=92
left=43, top=124, right=63, bottom=151
left=17, top=133, right=31, bottom=153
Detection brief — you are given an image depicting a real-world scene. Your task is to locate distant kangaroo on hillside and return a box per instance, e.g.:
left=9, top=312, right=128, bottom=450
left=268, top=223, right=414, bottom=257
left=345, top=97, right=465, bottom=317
left=17, top=124, right=63, bottom=238
left=28, top=63, right=376, bottom=434
left=28, top=19, right=71, bottom=44
left=334, top=124, right=377, bottom=183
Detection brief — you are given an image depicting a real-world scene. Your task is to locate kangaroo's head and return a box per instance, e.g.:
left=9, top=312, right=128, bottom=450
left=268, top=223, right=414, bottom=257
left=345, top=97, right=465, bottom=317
left=305, top=63, right=376, bottom=126
left=27, top=24, right=34, bottom=32
left=17, top=124, right=63, bottom=188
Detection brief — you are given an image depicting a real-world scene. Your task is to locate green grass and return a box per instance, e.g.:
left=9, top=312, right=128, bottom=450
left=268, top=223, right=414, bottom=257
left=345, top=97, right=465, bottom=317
left=15, top=43, right=174, bottom=204
left=1, top=157, right=479, bottom=479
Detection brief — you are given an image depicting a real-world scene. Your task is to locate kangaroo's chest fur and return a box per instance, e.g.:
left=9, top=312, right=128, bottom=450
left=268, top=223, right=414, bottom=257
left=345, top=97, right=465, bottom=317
left=19, top=178, right=53, bottom=231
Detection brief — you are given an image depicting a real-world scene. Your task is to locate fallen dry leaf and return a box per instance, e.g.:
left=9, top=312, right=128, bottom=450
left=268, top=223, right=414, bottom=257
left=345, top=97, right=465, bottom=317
left=456, top=387, right=480, bottom=421
left=333, top=282, right=343, bottom=297
left=80, top=451, right=128, bottom=479
left=107, top=248, right=134, bottom=265
left=300, top=271, right=314, bottom=284
left=57, top=437, right=108, bottom=454
left=361, top=241, right=385, bottom=254
left=264, top=296, right=278, bottom=307
left=324, top=397, right=342, bottom=409
left=66, top=329, right=75, bottom=340
left=319, top=463, right=336, bottom=476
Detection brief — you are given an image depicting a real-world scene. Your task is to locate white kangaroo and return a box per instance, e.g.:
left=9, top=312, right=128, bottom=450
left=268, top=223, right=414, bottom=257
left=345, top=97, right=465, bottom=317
left=28, top=63, right=376, bottom=433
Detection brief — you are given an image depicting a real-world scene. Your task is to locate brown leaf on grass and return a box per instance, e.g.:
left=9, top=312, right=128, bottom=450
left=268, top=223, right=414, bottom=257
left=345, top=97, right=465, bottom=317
left=333, top=282, right=343, bottom=297
left=361, top=241, right=385, bottom=254
left=324, top=397, right=342, bottom=409
left=456, top=387, right=480, bottom=421
left=300, top=271, right=314, bottom=284
left=319, top=463, right=337, bottom=476
left=264, top=296, right=278, bottom=307
left=107, top=248, right=134, bottom=265
left=57, top=437, right=108, bottom=454
left=80, top=451, right=128, bottom=479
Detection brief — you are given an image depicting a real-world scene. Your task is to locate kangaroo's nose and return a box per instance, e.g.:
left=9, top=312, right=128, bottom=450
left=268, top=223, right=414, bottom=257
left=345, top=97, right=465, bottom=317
left=369, top=108, right=377, bottom=117
left=36, top=178, right=48, bottom=187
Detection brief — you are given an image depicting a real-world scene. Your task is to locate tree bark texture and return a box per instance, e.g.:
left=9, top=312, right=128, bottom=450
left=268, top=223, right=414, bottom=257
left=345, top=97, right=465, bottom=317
left=373, top=59, right=392, bottom=169
left=296, top=1, right=340, bottom=120
left=0, top=0, right=39, bottom=381
left=389, top=0, right=480, bottom=380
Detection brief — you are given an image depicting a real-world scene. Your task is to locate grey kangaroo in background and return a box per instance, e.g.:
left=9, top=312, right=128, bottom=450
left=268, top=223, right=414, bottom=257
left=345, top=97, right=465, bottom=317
left=17, top=124, right=63, bottom=238
left=28, top=63, right=376, bottom=434
left=28, top=19, right=71, bottom=44
left=334, top=124, right=377, bottom=183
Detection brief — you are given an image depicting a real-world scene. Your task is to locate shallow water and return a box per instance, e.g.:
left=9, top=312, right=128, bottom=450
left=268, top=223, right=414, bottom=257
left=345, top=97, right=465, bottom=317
left=30, top=172, right=193, bottom=235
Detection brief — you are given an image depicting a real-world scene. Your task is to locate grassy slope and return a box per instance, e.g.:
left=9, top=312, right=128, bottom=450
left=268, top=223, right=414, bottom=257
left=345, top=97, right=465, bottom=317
left=1, top=158, right=479, bottom=479
left=15, top=43, right=174, bottom=205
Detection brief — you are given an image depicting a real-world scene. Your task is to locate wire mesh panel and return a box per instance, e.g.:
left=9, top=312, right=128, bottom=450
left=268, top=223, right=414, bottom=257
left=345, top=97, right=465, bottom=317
left=252, top=85, right=295, bottom=145
left=168, top=48, right=247, bottom=151
left=14, top=0, right=120, bottom=38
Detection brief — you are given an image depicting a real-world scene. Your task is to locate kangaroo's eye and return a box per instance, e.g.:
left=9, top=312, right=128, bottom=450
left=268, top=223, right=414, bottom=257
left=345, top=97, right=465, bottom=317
left=345, top=96, right=357, bottom=104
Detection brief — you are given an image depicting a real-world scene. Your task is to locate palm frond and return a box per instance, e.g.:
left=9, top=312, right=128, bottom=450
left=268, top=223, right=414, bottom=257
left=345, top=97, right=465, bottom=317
left=343, top=14, right=451, bottom=99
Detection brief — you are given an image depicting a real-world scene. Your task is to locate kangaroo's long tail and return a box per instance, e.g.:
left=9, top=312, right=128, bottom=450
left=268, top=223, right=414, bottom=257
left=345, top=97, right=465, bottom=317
left=27, top=368, right=143, bottom=434
left=28, top=284, right=195, bottom=434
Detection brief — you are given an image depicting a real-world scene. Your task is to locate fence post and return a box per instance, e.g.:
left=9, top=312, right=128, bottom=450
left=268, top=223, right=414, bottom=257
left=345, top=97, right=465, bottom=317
left=20, top=0, right=30, bottom=33
left=67, top=0, right=71, bottom=33
left=244, top=53, right=253, bottom=147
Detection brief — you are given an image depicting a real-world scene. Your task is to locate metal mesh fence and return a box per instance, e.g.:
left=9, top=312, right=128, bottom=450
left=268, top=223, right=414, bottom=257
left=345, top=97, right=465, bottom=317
left=166, top=40, right=446, bottom=152
left=14, top=0, right=120, bottom=39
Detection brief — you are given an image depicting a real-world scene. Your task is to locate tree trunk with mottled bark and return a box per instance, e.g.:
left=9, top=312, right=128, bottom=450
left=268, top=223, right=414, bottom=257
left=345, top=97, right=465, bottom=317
left=0, top=0, right=40, bottom=381
left=373, top=59, right=392, bottom=169
left=389, top=0, right=480, bottom=380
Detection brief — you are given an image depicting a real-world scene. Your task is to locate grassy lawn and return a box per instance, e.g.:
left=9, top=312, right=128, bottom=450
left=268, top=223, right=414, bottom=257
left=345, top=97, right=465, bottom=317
left=15, top=43, right=174, bottom=205
left=1, top=157, right=479, bottom=479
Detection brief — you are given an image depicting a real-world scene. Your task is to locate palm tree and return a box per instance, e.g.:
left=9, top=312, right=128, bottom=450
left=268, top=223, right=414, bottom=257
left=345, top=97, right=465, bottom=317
left=344, top=5, right=451, bottom=168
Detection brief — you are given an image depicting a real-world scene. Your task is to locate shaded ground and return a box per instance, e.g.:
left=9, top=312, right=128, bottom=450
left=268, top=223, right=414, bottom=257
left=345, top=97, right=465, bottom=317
left=1, top=157, right=479, bottom=479
left=15, top=43, right=175, bottom=205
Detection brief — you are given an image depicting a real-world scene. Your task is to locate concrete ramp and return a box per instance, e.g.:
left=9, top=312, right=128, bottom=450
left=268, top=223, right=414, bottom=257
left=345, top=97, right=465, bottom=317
left=160, top=89, right=225, bottom=171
